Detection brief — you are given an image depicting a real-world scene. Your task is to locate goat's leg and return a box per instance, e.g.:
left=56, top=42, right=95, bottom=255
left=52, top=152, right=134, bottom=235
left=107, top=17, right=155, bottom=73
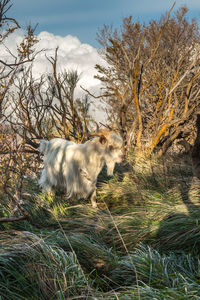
left=90, top=189, right=97, bottom=208
left=39, top=169, right=53, bottom=193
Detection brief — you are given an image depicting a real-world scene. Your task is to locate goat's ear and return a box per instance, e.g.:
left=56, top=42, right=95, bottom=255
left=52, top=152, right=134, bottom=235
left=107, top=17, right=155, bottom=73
left=99, top=135, right=107, bottom=145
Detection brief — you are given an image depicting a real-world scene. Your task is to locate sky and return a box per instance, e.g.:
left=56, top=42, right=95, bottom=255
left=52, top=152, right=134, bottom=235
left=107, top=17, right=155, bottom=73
left=10, top=0, right=200, bottom=48
left=3, top=0, right=200, bottom=120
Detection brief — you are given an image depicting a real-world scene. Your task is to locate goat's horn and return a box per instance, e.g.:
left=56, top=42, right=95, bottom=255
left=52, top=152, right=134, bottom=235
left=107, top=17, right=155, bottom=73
left=88, top=130, right=110, bottom=139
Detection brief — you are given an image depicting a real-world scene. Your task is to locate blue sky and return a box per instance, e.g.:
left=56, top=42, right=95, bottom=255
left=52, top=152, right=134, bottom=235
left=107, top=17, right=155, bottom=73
left=3, top=0, right=200, bottom=121
left=10, top=0, right=200, bottom=47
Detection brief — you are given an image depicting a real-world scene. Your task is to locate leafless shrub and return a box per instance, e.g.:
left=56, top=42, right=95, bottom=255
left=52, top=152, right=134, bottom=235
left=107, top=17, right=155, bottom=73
left=96, top=5, right=200, bottom=155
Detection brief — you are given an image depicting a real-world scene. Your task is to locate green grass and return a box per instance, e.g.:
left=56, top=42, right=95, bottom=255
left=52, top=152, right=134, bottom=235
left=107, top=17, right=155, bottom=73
left=1, top=152, right=200, bottom=299
left=0, top=231, right=91, bottom=299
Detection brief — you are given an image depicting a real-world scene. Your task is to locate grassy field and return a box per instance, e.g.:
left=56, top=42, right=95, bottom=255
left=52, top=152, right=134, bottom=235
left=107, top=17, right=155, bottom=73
left=1, top=152, right=200, bottom=299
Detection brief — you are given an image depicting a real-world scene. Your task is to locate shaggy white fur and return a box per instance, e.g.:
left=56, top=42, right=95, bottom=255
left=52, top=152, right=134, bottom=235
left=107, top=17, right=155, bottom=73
left=39, top=131, right=124, bottom=207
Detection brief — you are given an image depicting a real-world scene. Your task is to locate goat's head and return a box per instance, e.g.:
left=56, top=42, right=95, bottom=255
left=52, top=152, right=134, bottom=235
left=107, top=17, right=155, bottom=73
left=90, top=130, right=124, bottom=176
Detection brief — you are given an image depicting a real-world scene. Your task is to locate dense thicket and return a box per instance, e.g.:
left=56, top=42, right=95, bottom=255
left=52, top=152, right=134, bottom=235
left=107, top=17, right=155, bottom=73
left=96, top=6, right=200, bottom=155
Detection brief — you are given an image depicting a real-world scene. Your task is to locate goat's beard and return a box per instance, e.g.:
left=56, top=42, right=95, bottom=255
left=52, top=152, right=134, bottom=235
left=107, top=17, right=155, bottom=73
left=106, top=161, right=115, bottom=176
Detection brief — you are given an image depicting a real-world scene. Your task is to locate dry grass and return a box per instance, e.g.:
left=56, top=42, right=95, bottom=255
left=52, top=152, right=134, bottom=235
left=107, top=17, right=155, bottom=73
left=1, top=152, right=200, bottom=298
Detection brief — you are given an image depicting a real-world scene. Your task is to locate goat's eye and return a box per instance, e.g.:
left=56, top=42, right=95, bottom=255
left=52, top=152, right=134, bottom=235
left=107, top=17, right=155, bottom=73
left=109, top=145, right=114, bottom=151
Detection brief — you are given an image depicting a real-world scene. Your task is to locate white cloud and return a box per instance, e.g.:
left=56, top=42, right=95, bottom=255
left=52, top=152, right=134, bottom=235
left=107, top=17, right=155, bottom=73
left=1, top=29, right=105, bottom=91
left=0, top=29, right=106, bottom=121
left=34, top=31, right=105, bottom=94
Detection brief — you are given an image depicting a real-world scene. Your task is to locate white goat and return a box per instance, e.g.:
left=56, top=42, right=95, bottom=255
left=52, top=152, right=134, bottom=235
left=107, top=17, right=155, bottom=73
left=38, top=130, right=124, bottom=207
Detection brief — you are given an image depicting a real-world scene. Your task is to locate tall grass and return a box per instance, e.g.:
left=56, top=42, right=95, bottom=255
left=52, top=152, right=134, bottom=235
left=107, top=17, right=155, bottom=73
left=0, top=231, right=92, bottom=299
left=1, top=152, right=200, bottom=298
left=1, top=231, right=200, bottom=299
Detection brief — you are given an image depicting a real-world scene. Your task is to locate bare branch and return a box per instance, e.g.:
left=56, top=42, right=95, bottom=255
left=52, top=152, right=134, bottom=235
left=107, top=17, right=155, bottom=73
left=0, top=215, right=28, bottom=223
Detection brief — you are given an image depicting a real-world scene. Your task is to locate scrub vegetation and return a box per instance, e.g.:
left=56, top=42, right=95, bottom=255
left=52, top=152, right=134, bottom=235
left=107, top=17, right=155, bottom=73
left=1, top=1, right=200, bottom=299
